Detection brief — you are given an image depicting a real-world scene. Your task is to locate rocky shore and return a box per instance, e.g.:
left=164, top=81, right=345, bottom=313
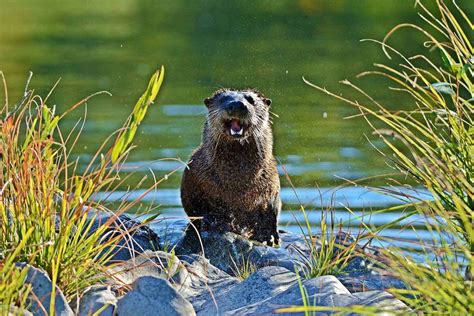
left=12, top=213, right=410, bottom=315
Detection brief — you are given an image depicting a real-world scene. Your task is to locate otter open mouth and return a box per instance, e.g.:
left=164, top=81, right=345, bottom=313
left=225, top=119, right=245, bottom=137
left=230, top=119, right=243, bottom=136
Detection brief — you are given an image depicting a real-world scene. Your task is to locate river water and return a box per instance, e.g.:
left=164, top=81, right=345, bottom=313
left=1, top=0, right=442, bottom=249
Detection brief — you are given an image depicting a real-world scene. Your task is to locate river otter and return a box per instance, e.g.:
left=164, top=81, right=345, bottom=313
left=180, top=88, right=281, bottom=245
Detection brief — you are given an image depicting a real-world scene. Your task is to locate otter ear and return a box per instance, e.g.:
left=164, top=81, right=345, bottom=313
left=204, top=97, right=212, bottom=107
left=263, top=98, right=272, bottom=106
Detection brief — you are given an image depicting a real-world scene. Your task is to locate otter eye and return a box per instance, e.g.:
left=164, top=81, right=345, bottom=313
left=244, top=95, right=254, bottom=105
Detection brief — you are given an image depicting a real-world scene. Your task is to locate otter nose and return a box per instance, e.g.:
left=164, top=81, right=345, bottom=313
left=226, top=101, right=248, bottom=117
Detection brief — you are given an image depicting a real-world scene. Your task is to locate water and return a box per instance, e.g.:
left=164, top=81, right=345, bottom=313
left=1, top=1, right=439, bottom=247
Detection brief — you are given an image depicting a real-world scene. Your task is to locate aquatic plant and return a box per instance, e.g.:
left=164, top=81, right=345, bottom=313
left=0, top=67, right=165, bottom=310
left=303, top=0, right=473, bottom=313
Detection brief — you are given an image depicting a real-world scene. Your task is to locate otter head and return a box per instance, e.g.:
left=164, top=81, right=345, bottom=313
left=203, top=88, right=272, bottom=142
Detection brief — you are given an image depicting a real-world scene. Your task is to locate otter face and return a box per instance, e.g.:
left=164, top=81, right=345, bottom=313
left=204, top=89, right=272, bottom=141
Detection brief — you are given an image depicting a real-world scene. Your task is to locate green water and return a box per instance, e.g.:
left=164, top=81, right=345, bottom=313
left=6, top=0, right=462, bottom=246
left=1, top=0, right=427, bottom=189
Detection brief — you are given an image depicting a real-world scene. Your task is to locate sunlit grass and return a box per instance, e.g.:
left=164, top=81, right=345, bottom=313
left=0, top=67, right=165, bottom=311
left=230, top=254, right=258, bottom=281
left=304, top=0, right=473, bottom=313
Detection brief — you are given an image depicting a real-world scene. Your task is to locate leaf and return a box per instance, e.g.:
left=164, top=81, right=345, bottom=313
left=141, top=212, right=161, bottom=225
left=440, top=49, right=452, bottom=70
left=457, top=63, right=471, bottom=80
left=111, top=66, right=165, bottom=163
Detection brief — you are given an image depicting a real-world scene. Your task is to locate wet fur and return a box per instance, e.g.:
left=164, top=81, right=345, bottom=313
left=180, top=88, right=281, bottom=244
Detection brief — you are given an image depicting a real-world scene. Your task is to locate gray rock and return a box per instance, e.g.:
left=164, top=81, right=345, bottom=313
left=279, top=231, right=408, bottom=292
left=352, top=291, right=410, bottom=312
left=151, top=219, right=188, bottom=249
left=15, top=263, right=74, bottom=316
left=106, top=250, right=187, bottom=286
left=198, top=266, right=298, bottom=315
left=178, top=255, right=240, bottom=310
left=176, top=231, right=305, bottom=275
left=116, top=276, right=195, bottom=316
left=78, top=285, right=117, bottom=316
left=338, top=271, right=407, bottom=292
left=87, top=211, right=160, bottom=263
left=229, top=275, right=408, bottom=315
left=166, top=222, right=407, bottom=296
left=249, top=244, right=306, bottom=273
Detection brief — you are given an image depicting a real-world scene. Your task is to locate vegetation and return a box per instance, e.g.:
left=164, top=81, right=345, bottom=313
left=230, top=254, right=258, bottom=281
left=301, top=0, right=473, bottom=313
left=0, top=67, right=164, bottom=311
left=293, top=204, right=361, bottom=279
left=1, top=0, right=473, bottom=314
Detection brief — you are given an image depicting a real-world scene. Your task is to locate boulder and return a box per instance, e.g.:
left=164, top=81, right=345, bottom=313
left=78, top=285, right=117, bottom=316
left=176, top=231, right=305, bottom=275
left=87, top=212, right=160, bottom=263
left=105, top=250, right=188, bottom=286
left=228, top=275, right=408, bottom=315
left=151, top=219, right=188, bottom=249
left=198, top=266, right=298, bottom=315
left=116, top=276, right=195, bottom=316
left=15, top=263, right=73, bottom=316
left=178, top=254, right=240, bottom=310
left=338, top=271, right=407, bottom=292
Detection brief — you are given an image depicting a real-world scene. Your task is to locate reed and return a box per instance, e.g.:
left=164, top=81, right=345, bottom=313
left=0, top=67, right=164, bottom=311
left=300, top=0, right=473, bottom=313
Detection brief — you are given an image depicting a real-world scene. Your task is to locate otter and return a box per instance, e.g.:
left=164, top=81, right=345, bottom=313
left=180, top=88, right=281, bottom=245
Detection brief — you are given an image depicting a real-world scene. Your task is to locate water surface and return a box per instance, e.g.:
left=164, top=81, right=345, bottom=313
left=1, top=0, right=441, bottom=246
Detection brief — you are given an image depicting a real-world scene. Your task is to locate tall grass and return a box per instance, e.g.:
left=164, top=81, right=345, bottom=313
left=0, top=67, right=164, bottom=311
left=304, top=0, right=473, bottom=313
left=293, top=205, right=361, bottom=279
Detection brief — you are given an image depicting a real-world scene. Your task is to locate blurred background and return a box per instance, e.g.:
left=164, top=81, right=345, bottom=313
left=1, top=0, right=442, bottom=241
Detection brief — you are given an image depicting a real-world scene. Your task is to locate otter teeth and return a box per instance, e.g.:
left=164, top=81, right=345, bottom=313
left=230, top=119, right=244, bottom=136
left=231, top=127, right=243, bottom=136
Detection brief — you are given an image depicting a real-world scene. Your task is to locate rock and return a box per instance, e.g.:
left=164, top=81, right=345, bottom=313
left=87, top=211, right=160, bottom=262
left=352, top=291, right=409, bottom=312
left=279, top=230, right=408, bottom=292
left=176, top=231, right=305, bottom=275
left=78, top=285, right=117, bottom=316
left=106, top=250, right=188, bottom=286
left=116, top=276, right=195, bottom=316
left=151, top=219, right=188, bottom=249
left=338, top=271, right=407, bottom=292
left=338, top=252, right=407, bottom=292
left=198, top=266, right=298, bottom=315
left=229, top=275, right=409, bottom=315
left=178, top=254, right=239, bottom=310
left=249, top=244, right=306, bottom=273
left=15, top=263, right=73, bottom=316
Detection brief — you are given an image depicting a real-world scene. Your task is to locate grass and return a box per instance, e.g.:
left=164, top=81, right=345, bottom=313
left=293, top=205, right=361, bottom=279
left=281, top=165, right=365, bottom=279
left=230, top=254, right=258, bottom=280
left=0, top=228, right=33, bottom=314
left=0, top=67, right=165, bottom=313
left=299, top=0, right=473, bottom=314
